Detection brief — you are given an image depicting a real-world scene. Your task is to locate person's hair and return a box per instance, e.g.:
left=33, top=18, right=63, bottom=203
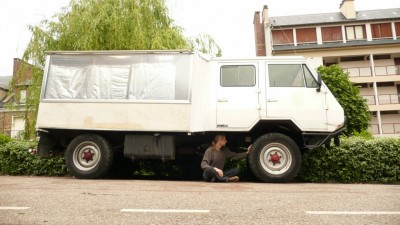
left=212, top=134, right=226, bottom=150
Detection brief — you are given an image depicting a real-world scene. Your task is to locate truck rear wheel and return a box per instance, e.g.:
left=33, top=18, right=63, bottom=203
left=248, top=133, right=301, bottom=182
left=65, top=134, right=113, bottom=179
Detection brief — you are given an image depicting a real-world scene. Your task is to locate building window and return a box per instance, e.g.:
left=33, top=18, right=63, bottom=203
left=345, top=25, right=365, bottom=40
left=376, top=82, right=395, bottom=87
left=395, top=22, right=400, bottom=37
left=272, top=29, right=294, bottom=45
left=321, top=26, right=342, bottom=42
left=20, top=90, right=26, bottom=103
left=373, top=55, right=391, bottom=60
left=220, top=65, right=256, bottom=87
left=296, top=28, right=317, bottom=44
left=11, top=117, right=25, bottom=138
left=340, top=56, right=365, bottom=62
left=371, top=23, right=392, bottom=39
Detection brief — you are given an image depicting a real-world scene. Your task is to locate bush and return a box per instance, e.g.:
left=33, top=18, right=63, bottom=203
left=0, top=140, right=67, bottom=176
left=0, top=133, right=11, bottom=146
left=299, top=137, right=400, bottom=183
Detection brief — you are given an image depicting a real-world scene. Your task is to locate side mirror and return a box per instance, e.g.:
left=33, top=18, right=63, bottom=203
left=316, top=73, right=322, bottom=92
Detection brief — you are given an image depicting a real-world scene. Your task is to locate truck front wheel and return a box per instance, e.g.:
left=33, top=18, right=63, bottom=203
left=65, top=134, right=113, bottom=179
left=248, top=133, right=301, bottom=182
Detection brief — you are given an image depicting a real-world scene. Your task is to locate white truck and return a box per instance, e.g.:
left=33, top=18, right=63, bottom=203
left=36, top=50, right=345, bottom=182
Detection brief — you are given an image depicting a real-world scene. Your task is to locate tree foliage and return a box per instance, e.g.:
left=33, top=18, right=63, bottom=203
left=10, top=0, right=193, bottom=138
left=317, top=64, right=370, bottom=135
left=189, top=33, right=222, bottom=57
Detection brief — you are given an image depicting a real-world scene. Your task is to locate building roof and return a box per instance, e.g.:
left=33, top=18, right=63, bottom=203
left=269, top=8, right=400, bottom=28
left=0, top=76, right=12, bottom=90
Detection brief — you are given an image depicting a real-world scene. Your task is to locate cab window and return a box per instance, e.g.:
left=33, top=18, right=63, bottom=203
left=268, top=64, right=317, bottom=88
left=303, top=65, right=319, bottom=88
left=220, top=65, right=256, bottom=87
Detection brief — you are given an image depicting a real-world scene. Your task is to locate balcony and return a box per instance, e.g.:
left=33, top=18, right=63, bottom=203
left=363, top=94, right=400, bottom=105
left=345, top=67, right=373, bottom=77
left=369, top=123, right=400, bottom=135
left=344, top=65, right=400, bottom=79
left=379, top=94, right=400, bottom=105
left=375, top=65, right=399, bottom=76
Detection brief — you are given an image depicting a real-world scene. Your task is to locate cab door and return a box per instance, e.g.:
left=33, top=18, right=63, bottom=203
left=216, top=63, right=260, bottom=129
left=265, top=63, right=328, bottom=131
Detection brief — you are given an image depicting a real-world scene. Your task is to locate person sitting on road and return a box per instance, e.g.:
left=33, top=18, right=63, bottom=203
left=200, top=134, right=251, bottom=182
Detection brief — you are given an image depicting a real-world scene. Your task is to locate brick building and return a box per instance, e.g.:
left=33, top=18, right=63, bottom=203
left=254, top=0, right=400, bottom=136
left=0, top=58, right=33, bottom=137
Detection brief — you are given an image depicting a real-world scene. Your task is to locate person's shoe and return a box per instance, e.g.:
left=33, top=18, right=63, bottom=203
left=228, top=176, right=239, bottom=182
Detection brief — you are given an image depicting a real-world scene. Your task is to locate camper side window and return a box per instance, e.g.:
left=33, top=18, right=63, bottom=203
left=44, top=54, right=191, bottom=101
left=268, top=64, right=305, bottom=87
left=220, top=65, right=256, bottom=87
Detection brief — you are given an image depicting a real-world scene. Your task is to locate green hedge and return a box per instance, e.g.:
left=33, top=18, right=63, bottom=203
left=0, top=134, right=11, bottom=146
left=0, top=140, right=67, bottom=176
left=299, top=137, right=400, bottom=183
left=1, top=136, right=399, bottom=183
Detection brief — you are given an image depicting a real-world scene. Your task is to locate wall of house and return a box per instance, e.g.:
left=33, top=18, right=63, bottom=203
left=13, top=58, right=33, bottom=83
left=0, top=110, right=24, bottom=136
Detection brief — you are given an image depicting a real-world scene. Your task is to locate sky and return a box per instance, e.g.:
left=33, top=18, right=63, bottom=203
left=0, top=0, right=399, bottom=76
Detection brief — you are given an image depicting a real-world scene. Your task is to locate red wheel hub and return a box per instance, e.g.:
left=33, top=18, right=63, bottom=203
left=269, top=152, right=281, bottom=165
left=82, top=150, right=94, bottom=162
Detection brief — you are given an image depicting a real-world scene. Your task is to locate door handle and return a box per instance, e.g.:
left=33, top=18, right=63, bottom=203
left=267, top=98, right=278, bottom=102
left=217, top=98, right=228, bottom=102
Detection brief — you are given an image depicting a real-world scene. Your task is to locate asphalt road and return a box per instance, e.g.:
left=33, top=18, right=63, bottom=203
left=0, top=176, right=399, bottom=225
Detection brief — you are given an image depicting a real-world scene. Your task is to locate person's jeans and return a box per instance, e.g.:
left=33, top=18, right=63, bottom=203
left=202, top=167, right=240, bottom=182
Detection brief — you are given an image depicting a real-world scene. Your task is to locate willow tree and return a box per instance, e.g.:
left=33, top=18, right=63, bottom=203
left=10, top=0, right=190, bottom=139
left=189, top=33, right=222, bottom=57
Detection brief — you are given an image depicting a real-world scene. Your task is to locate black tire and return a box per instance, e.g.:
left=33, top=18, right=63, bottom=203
left=65, top=134, right=113, bottom=179
left=248, top=133, right=301, bottom=182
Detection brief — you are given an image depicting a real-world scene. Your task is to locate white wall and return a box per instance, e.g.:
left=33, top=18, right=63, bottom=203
left=305, top=57, right=323, bottom=70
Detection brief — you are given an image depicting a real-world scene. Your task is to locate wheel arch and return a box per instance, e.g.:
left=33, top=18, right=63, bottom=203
left=249, top=120, right=305, bottom=150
